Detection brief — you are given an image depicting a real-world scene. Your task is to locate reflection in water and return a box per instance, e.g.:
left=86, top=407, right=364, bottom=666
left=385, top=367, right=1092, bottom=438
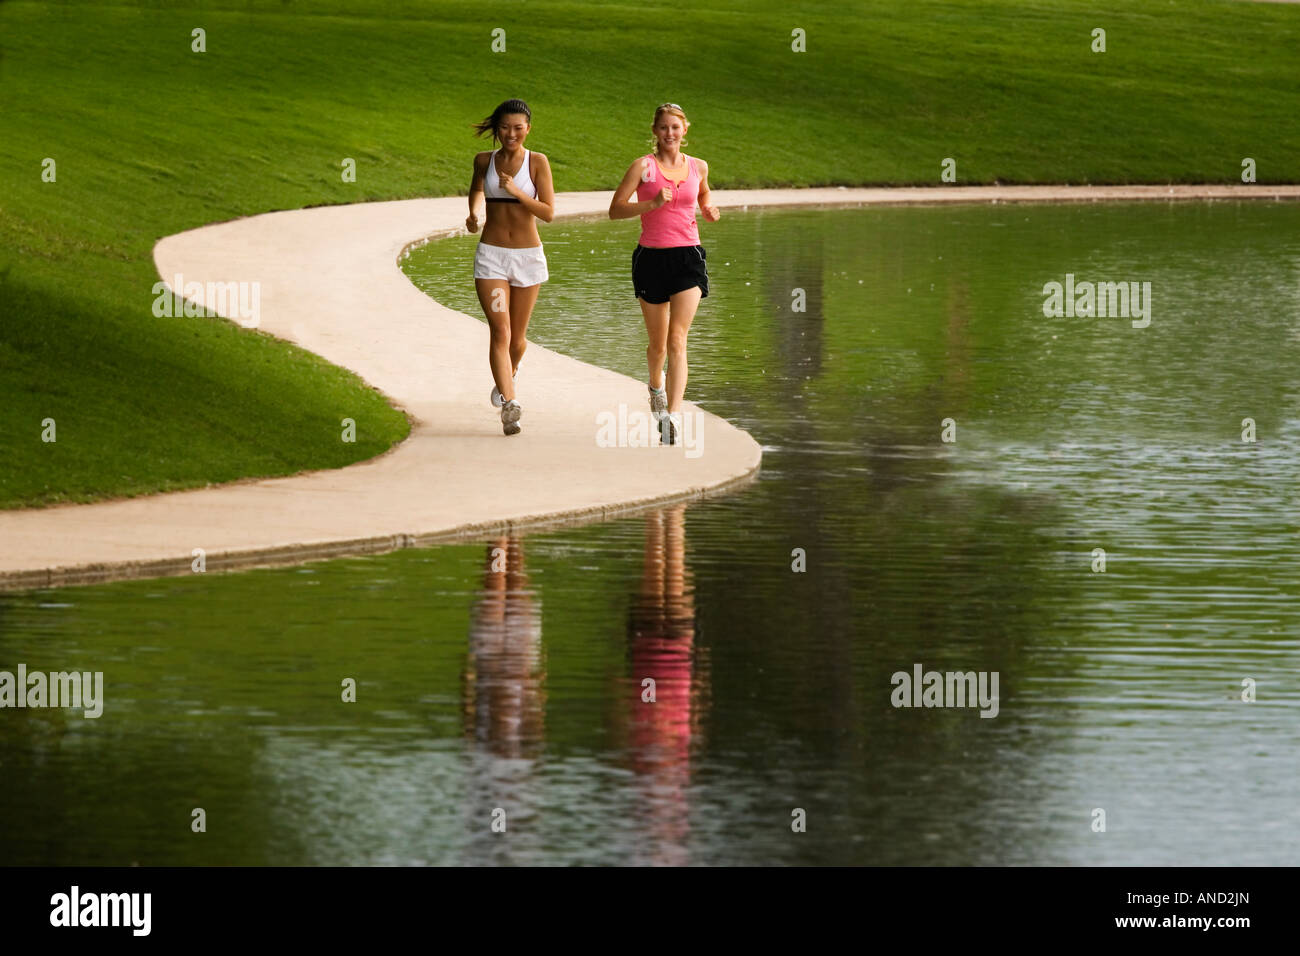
left=464, top=537, right=545, bottom=757
left=942, top=278, right=972, bottom=402
left=765, top=222, right=824, bottom=381
left=461, top=537, right=545, bottom=862
left=625, top=505, right=703, bottom=865
left=458, top=516, right=707, bottom=865
left=4, top=205, right=1299, bottom=865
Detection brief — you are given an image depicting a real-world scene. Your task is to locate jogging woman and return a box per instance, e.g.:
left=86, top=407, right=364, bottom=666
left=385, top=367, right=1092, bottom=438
left=609, top=103, right=720, bottom=445
left=466, top=99, right=555, bottom=436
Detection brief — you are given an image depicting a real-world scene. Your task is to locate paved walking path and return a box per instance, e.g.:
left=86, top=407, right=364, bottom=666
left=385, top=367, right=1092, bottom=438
left=3, top=183, right=1297, bottom=590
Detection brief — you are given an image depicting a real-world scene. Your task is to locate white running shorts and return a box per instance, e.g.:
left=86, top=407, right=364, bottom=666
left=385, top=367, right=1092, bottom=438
left=473, top=242, right=549, bottom=287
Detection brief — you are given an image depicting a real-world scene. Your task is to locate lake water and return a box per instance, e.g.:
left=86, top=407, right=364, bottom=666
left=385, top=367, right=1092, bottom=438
left=3, top=202, right=1298, bottom=864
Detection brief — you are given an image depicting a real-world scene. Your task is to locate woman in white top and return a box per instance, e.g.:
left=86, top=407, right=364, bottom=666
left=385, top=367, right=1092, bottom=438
left=466, top=99, right=555, bottom=436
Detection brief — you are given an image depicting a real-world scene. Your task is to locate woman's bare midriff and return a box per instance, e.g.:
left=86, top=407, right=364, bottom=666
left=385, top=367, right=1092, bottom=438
left=482, top=203, right=541, bottom=248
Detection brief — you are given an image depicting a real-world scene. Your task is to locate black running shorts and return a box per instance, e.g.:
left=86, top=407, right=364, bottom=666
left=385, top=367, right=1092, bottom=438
left=631, top=244, right=709, bottom=304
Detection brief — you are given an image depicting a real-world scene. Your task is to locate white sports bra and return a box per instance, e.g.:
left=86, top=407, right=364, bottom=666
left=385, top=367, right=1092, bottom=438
left=484, top=148, right=537, bottom=201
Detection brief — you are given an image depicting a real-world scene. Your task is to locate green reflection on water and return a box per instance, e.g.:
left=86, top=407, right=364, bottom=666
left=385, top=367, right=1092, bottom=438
left=3, top=203, right=1299, bottom=865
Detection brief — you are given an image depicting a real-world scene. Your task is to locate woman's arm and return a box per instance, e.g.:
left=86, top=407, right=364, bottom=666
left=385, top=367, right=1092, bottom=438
left=466, top=152, right=488, bottom=233
left=609, top=159, right=670, bottom=220
left=504, top=152, right=555, bottom=222
left=697, top=159, right=720, bottom=223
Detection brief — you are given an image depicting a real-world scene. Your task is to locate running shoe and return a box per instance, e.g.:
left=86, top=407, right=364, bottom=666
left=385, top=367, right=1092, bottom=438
left=659, top=411, right=679, bottom=446
left=501, top=399, right=522, bottom=436
left=490, top=371, right=518, bottom=408
left=648, top=382, right=667, bottom=421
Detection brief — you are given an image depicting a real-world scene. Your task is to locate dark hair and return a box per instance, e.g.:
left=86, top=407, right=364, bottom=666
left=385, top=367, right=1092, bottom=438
left=473, top=99, right=532, bottom=145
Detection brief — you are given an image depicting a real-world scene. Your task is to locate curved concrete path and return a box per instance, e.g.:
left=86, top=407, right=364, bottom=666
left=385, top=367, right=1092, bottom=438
left=3, top=183, right=1299, bottom=590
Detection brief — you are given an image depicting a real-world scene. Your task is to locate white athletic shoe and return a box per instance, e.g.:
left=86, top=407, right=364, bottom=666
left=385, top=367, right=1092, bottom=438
left=501, top=399, right=522, bottom=436
left=490, top=371, right=518, bottom=409
left=648, top=383, right=667, bottom=421
left=659, top=411, right=680, bottom=446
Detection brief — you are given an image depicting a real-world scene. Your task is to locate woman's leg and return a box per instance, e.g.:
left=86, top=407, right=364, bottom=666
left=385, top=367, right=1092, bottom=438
left=664, top=286, right=702, bottom=412
left=639, top=297, right=671, bottom=390
left=476, top=278, right=515, bottom=401
left=507, top=283, right=540, bottom=380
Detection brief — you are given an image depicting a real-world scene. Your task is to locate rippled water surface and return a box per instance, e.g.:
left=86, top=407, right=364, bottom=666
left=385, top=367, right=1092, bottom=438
left=4, top=203, right=1299, bottom=864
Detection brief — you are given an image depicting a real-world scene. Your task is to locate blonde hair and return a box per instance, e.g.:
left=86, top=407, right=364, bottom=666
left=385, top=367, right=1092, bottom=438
left=650, top=103, right=690, bottom=149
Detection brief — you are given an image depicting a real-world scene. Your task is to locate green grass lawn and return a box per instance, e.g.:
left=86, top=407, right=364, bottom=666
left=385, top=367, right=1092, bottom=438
left=2, top=0, right=1298, bottom=508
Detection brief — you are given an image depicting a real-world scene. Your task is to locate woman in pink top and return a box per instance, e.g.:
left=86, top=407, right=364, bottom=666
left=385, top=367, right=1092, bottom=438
left=609, top=104, right=721, bottom=445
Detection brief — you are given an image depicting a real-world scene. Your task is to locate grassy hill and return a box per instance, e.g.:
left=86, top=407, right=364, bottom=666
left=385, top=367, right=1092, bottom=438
left=2, top=0, right=1297, bottom=507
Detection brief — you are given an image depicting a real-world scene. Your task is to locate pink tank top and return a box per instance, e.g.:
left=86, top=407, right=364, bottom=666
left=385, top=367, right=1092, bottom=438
left=635, top=153, right=701, bottom=247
